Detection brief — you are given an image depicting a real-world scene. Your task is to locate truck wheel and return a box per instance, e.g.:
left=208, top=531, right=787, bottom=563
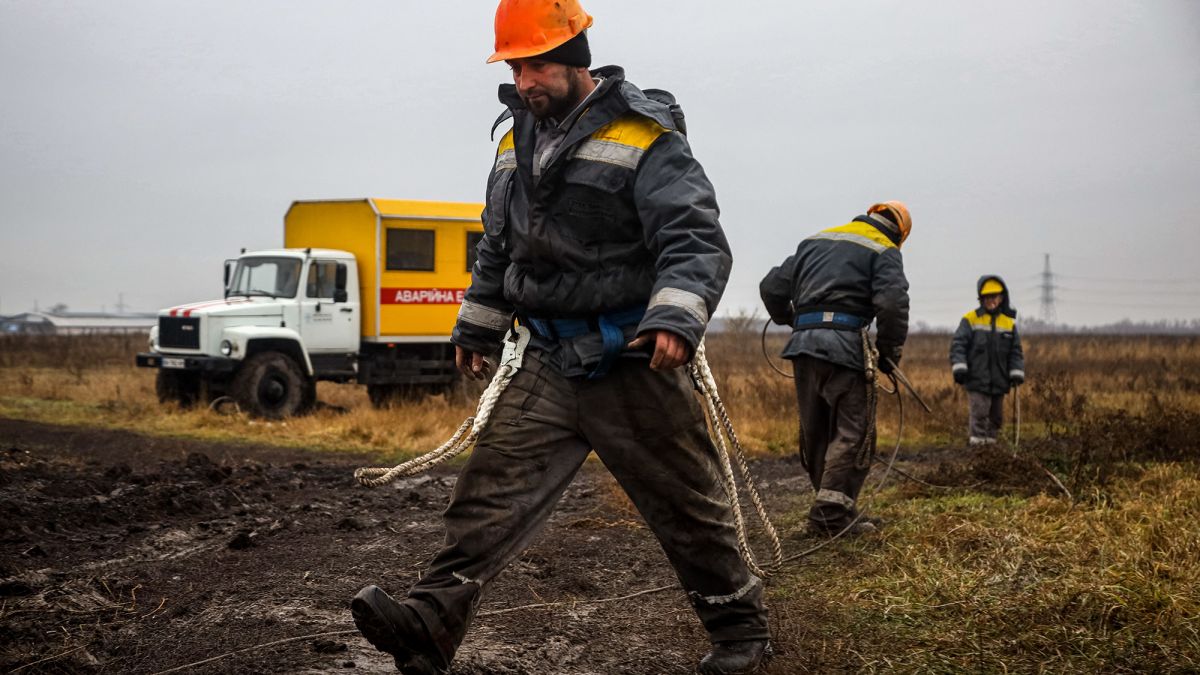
left=301, top=380, right=317, bottom=412
left=156, top=370, right=201, bottom=407
left=232, top=352, right=309, bottom=419
left=367, top=384, right=399, bottom=409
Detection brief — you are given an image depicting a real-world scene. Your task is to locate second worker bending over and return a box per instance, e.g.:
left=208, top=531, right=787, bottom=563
left=759, top=202, right=912, bottom=536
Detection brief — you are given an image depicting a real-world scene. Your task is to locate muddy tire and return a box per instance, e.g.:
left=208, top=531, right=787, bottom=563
left=366, top=384, right=396, bottom=409
left=300, top=379, right=317, bottom=412
left=156, top=370, right=201, bottom=407
left=232, top=352, right=310, bottom=419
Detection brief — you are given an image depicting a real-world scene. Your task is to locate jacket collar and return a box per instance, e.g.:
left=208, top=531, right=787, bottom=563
left=493, top=66, right=630, bottom=183
left=491, top=64, right=679, bottom=139
left=853, top=215, right=902, bottom=247
left=489, top=66, right=683, bottom=187
left=496, top=65, right=626, bottom=111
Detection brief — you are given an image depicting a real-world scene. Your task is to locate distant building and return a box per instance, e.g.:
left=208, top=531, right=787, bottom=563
left=0, top=311, right=156, bottom=336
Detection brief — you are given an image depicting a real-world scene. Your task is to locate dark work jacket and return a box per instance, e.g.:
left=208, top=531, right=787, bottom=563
left=758, top=215, right=910, bottom=371
left=949, top=275, right=1026, bottom=395
left=452, top=65, right=732, bottom=376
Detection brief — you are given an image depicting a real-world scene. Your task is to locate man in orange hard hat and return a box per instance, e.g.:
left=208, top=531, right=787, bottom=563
left=351, top=1, right=770, bottom=673
left=950, top=276, right=1025, bottom=444
left=759, top=202, right=911, bottom=536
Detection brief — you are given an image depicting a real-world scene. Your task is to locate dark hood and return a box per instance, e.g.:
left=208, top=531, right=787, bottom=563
left=976, top=274, right=1016, bottom=317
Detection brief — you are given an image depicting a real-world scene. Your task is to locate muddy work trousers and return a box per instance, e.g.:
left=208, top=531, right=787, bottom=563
left=792, top=356, right=875, bottom=531
left=399, top=353, right=769, bottom=666
left=967, top=391, right=1005, bottom=442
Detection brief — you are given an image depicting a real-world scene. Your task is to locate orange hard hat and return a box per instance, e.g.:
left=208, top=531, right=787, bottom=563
left=487, top=0, right=594, bottom=63
left=868, top=201, right=912, bottom=245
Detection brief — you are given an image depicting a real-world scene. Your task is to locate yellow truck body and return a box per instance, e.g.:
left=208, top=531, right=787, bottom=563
left=284, top=198, right=484, bottom=341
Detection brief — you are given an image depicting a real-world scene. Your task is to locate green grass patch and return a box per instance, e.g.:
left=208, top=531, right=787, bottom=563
left=769, top=466, right=1200, bottom=672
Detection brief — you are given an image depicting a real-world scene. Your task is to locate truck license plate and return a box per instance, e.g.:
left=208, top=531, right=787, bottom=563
left=162, top=357, right=186, bottom=369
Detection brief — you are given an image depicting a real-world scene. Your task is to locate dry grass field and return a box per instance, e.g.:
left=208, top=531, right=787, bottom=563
left=5, top=330, right=1197, bottom=460
left=2, top=328, right=1198, bottom=672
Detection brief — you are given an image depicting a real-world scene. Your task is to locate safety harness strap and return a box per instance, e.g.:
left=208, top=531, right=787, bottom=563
left=793, top=311, right=868, bottom=330
left=525, top=305, right=647, bottom=379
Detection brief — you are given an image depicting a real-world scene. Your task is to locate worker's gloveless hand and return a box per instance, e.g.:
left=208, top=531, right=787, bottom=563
left=627, top=330, right=691, bottom=370
left=455, top=345, right=493, bottom=380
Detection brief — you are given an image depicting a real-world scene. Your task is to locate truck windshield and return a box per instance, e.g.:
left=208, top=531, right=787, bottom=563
left=228, top=257, right=302, bottom=298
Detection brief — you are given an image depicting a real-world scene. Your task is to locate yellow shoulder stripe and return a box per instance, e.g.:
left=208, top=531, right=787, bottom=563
left=966, top=311, right=1017, bottom=331
left=494, top=129, right=516, bottom=172
left=497, top=129, right=515, bottom=155
left=590, top=113, right=669, bottom=151
left=966, top=311, right=989, bottom=327
left=572, top=114, right=669, bottom=170
left=809, top=221, right=897, bottom=252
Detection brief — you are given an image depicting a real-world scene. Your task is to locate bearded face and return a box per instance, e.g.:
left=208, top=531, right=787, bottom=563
left=509, top=59, right=589, bottom=120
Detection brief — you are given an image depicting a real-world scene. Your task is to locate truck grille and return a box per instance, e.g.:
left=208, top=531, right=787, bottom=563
left=159, top=316, right=201, bottom=349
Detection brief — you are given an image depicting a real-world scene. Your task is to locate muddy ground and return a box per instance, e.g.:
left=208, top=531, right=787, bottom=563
left=0, top=418, right=1038, bottom=674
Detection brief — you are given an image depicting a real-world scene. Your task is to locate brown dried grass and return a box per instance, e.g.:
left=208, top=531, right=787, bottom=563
left=2, top=330, right=1198, bottom=461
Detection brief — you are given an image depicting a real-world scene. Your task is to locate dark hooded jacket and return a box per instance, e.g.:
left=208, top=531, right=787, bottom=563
left=758, top=214, right=910, bottom=371
left=949, top=275, right=1026, bottom=395
left=451, top=66, right=731, bottom=376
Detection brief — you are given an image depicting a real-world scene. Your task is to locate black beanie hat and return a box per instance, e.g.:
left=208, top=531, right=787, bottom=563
left=537, top=30, right=591, bottom=67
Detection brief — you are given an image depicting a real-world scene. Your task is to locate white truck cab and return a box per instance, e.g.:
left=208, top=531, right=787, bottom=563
left=139, top=248, right=361, bottom=417
left=137, top=198, right=483, bottom=418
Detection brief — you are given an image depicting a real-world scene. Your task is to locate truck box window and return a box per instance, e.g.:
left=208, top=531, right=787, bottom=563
left=466, top=232, right=484, bottom=273
left=306, top=261, right=339, bottom=298
left=386, top=229, right=435, bottom=271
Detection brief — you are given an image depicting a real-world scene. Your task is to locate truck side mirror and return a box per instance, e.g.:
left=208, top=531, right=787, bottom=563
left=333, top=263, right=348, bottom=303
left=223, top=260, right=236, bottom=298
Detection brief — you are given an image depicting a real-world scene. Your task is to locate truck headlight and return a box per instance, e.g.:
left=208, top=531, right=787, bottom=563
left=220, top=340, right=234, bottom=356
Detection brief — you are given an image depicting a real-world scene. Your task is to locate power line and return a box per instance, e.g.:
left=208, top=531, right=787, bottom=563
left=1056, top=274, right=1200, bottom=286
left=1054, top=298, right=1200, bottom=310
left=1055, top=287, right=1200, bottom=297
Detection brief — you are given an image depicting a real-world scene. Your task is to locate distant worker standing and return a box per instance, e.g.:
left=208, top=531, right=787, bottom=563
left=759, top=202, right=911, bottom=536
left=350, top=1, right=770, bottom=673
left=949, top=276, right=1025, bottom=445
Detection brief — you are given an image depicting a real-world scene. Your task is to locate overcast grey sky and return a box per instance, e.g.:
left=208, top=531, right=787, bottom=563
left=2, top=0, right=1198, bottom=327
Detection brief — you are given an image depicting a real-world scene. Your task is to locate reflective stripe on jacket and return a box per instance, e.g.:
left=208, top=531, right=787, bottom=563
left=949, top=275, right=1026, bottom=395
left=758, top=215, right=909, bottom=371
left=453, top=66, right=731, bottom=376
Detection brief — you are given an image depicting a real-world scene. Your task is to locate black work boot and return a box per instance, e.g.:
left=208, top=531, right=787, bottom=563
left=697, top=639, right=772, bottom=674
left=350, top=585, right=447, bottom=675
left=807, top=512, right=882, bottom=538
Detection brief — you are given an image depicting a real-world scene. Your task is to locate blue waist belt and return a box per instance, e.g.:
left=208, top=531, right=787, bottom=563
left=793, top=311, right=868, bottom=330
left=525, top=305, right=647, bottom=379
